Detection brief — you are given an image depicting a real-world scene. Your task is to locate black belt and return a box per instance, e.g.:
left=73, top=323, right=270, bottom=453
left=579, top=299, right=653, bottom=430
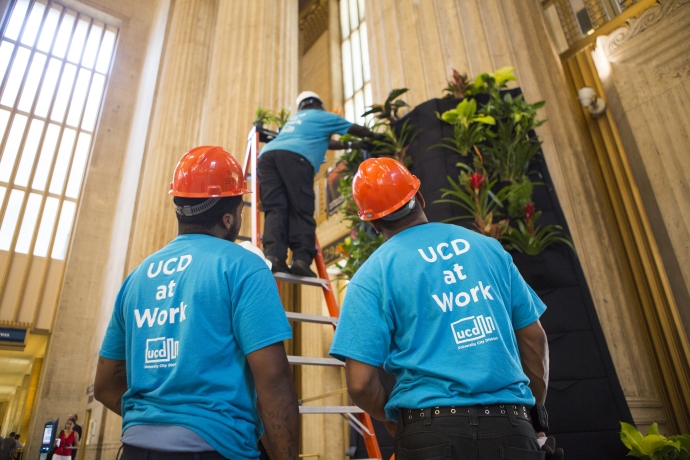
left=400, top=404, right=532, bottom=425
left=121, top=444, right=227, bottom=460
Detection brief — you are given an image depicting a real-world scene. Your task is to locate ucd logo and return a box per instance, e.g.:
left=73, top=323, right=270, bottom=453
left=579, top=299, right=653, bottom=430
left=145, top=337, right=179, bottom=363
left=451, top=315, right=496, bottom=344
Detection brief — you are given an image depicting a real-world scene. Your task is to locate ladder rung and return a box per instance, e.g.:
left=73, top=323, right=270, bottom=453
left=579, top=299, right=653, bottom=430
left=286, top=311, right=337, bottom=326
left=235, top=235, right=251, bottom=242
left=243, top=201, right=252, bottom=207
left=274, top=272, right=329, bottom=289
left=288, top=356, right=343, bottom=367
left=299, top=406, right=364, bottom=414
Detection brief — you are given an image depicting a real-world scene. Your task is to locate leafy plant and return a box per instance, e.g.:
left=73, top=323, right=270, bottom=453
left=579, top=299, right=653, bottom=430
left=437, top=168, right=510, bottom=239
left=271, top=108, right=291, bottom=129
left=620, top=422, right=690, bottom=459
left=443, top=69, right=472, bottom=99
left=335, top=226, right=385, bottom=280
left=254, top=106, right=275, bottom=126
left=362, top=88, right=410, bottom=122
left=370, top=119, right=417, bottom=166
left=437, top=98, right=495, bottom=157
left=501, top=203, right=574, bottom=255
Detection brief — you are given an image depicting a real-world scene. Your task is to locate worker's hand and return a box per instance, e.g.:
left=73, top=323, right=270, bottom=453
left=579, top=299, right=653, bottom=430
left=539, top=435, right=564, bottom=460
left=384, top=420, right=398, bottom=438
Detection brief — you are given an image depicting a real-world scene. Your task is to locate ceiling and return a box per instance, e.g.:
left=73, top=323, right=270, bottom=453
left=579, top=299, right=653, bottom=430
left=0, top=333, right=48, bottom=401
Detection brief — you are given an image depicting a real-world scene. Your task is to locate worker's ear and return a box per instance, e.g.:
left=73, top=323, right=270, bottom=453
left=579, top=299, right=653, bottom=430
left=370, top=221, right=381, bottom=235
left=416, top=191, right=425, bottom=208
left=221, top=213, right=234, bottom=230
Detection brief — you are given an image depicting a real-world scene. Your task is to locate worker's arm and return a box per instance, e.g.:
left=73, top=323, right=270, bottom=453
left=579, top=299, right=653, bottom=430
left=94, top=357, right=128, bottom=416
left=247, top=342, right=299, bottom=460
left=515, top=320, right=549, bottom=404
left=345, top=359, right=398, bottom=436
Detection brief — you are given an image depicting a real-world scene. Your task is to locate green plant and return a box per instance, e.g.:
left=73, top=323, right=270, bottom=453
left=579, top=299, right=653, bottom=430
left=362, top=88, right=410, bottom=122
left=335, top=226, right=385, bottom=280
left=436, top=98, right=495, bottom=157
left=271, top=108, right=291, bottom=129
left=437, top=168, right=510, bottom=239
left=443, top=69, right=472, bottom=99
left=254, top=106, right=275, bottom=126
left=501, top=203, right=574, bottom=255
left=370, top=119, right=417, bottom=166
left=621, top=422, right=690, bottom=459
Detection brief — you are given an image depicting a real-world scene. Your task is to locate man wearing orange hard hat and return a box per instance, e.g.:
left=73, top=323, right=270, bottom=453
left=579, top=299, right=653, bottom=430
left=330, top=158, right=557, bottom=459
left=96, top=146, right=299, bottom=460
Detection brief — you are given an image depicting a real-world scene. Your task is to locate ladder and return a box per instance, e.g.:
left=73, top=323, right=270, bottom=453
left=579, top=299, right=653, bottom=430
left=242, top=126, right=383, bottom=460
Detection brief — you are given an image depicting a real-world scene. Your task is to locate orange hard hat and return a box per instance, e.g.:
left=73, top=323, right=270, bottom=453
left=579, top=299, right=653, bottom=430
left=169, top=146, right=251, bottom=198
left=352, top=157, right=420, bottom=221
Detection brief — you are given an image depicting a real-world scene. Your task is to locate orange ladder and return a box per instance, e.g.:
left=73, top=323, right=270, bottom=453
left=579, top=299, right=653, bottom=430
left=241, top=125, right=383, bottom=459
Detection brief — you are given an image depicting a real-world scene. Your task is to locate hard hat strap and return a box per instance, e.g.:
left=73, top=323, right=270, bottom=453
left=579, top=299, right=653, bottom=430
left=380, top=196, right=416, bottom=222
left=175, top=197, right=221, bottom=216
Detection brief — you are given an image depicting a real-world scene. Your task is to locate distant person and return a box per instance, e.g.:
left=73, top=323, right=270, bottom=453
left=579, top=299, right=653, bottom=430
left=0, top=432, right=16, bottom=460
left=258, top=91, right=381, bottom=277
left=13, top=434, right=22, bottom=449
left=53, top=420, right=79, bottom=460
left=67, top=414, right=81, bottom=459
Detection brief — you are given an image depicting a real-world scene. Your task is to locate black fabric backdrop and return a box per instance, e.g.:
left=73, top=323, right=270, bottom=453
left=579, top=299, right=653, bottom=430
left=348, top=91, right=633, bottom=459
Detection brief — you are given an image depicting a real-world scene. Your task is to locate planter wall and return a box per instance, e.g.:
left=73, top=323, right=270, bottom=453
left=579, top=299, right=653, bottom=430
left=349, top=91, right=633, bottom=459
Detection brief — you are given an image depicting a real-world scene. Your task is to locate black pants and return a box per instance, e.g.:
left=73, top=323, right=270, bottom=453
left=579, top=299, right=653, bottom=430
left=119, top=444, right=227, bottom=460
left=257, top=150, right=316, bottom=264
left=396, top=409, right=544, bottom=459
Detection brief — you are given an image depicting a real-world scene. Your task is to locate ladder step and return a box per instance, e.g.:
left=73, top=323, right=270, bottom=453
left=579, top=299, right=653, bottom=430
left=235, top=235, right=251, bottom=242
left=243, top=201, right=252, bottom=207
left=286, top=311, right=337, bottom=326
left=274, top=271, right=329, bottom=289
left=288, top=356, right=343, bottom=367
left=299, top=406, right=364, bottom=414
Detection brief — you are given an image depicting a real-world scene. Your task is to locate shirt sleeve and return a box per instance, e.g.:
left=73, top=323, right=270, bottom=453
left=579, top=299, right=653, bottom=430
left=231, top=268, right=292, bottom=355
left=329, top=281, right=391, bottom=366
left=99, top=283, right=128, bottom=360
left=506, top=251, right=547, bottom=330
left=321, top=111, right=353, bottom=136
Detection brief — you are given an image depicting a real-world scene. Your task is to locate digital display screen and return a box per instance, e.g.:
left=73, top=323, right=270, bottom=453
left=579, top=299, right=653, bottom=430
left=42, top=426, right=53, bottom=444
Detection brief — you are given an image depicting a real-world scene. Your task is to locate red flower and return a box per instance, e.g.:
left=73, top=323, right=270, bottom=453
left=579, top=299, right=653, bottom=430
left=469, top=172, right=485, bottom=190
left=524, top=203, right=535, bottom=221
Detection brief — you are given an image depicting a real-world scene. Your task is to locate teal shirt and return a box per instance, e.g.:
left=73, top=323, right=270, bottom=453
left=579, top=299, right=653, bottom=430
left=329, top=223, right=546, bottom=421
left=260, top=108, right=353, bottom=173
left=100, top=234, right=292, bottom=459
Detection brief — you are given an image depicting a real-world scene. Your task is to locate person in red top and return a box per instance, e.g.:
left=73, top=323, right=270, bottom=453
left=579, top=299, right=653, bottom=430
left=53, top=419, right=80, bottom=460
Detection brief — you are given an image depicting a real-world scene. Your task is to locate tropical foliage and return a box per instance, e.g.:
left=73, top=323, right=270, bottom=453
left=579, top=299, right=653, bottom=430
left=621, top=422, right=690, bottom=460
left=436, top=66, right=572, bottom=255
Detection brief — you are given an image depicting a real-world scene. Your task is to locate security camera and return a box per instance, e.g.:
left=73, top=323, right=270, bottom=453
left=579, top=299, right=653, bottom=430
left=578, top=86, right=606, bottom=118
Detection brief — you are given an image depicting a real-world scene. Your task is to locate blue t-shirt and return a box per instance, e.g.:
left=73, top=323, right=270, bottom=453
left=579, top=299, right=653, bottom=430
left=329, top=223, right=546, bottom=421
left=260, top=108, right=353, bottom=173
left=99, top=234, right=292, bottom=460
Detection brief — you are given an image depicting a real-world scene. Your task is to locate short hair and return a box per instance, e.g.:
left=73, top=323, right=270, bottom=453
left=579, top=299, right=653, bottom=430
left=373, top=200, right=424, bottom=232
left=174, top=196, right=242, bottom=228
left=14, top=434, right=19, bottom=439
left=9, top=431, right=15, bottom=437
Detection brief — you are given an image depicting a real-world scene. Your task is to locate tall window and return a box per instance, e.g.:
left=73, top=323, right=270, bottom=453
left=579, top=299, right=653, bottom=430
left=340, top=0, right=371, bottom=126
left=0, top=0, right=117, bottom=327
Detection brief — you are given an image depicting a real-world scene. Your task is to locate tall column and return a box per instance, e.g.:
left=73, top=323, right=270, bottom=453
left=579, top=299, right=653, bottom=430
left=200, top=0, right=298, bottom=160
left=364, top=0, right=666, bottom=428
left=127, top=0, right=219, bottom=269
left=199, top=0, right=298, bottom=244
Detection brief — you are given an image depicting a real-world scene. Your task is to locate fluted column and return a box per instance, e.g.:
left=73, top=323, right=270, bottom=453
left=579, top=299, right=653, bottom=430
left=364, top=0, right=665, bottom=427
left=200, top=1, right=298, bottom=159
left=128, top=0, right=218, bottom=269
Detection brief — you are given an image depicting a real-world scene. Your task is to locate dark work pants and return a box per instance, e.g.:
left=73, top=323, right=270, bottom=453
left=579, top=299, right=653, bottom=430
left=257, top=150, right=316, bottom=264
left=395, top=410, right=544, bottom=460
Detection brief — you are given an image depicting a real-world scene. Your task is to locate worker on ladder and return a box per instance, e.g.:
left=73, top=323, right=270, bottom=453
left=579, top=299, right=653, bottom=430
left=330, top=158, right=563, bottom=459
left=95, top=146, right=299, bottom=460
left=258, top=91, right=381, bottom=277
